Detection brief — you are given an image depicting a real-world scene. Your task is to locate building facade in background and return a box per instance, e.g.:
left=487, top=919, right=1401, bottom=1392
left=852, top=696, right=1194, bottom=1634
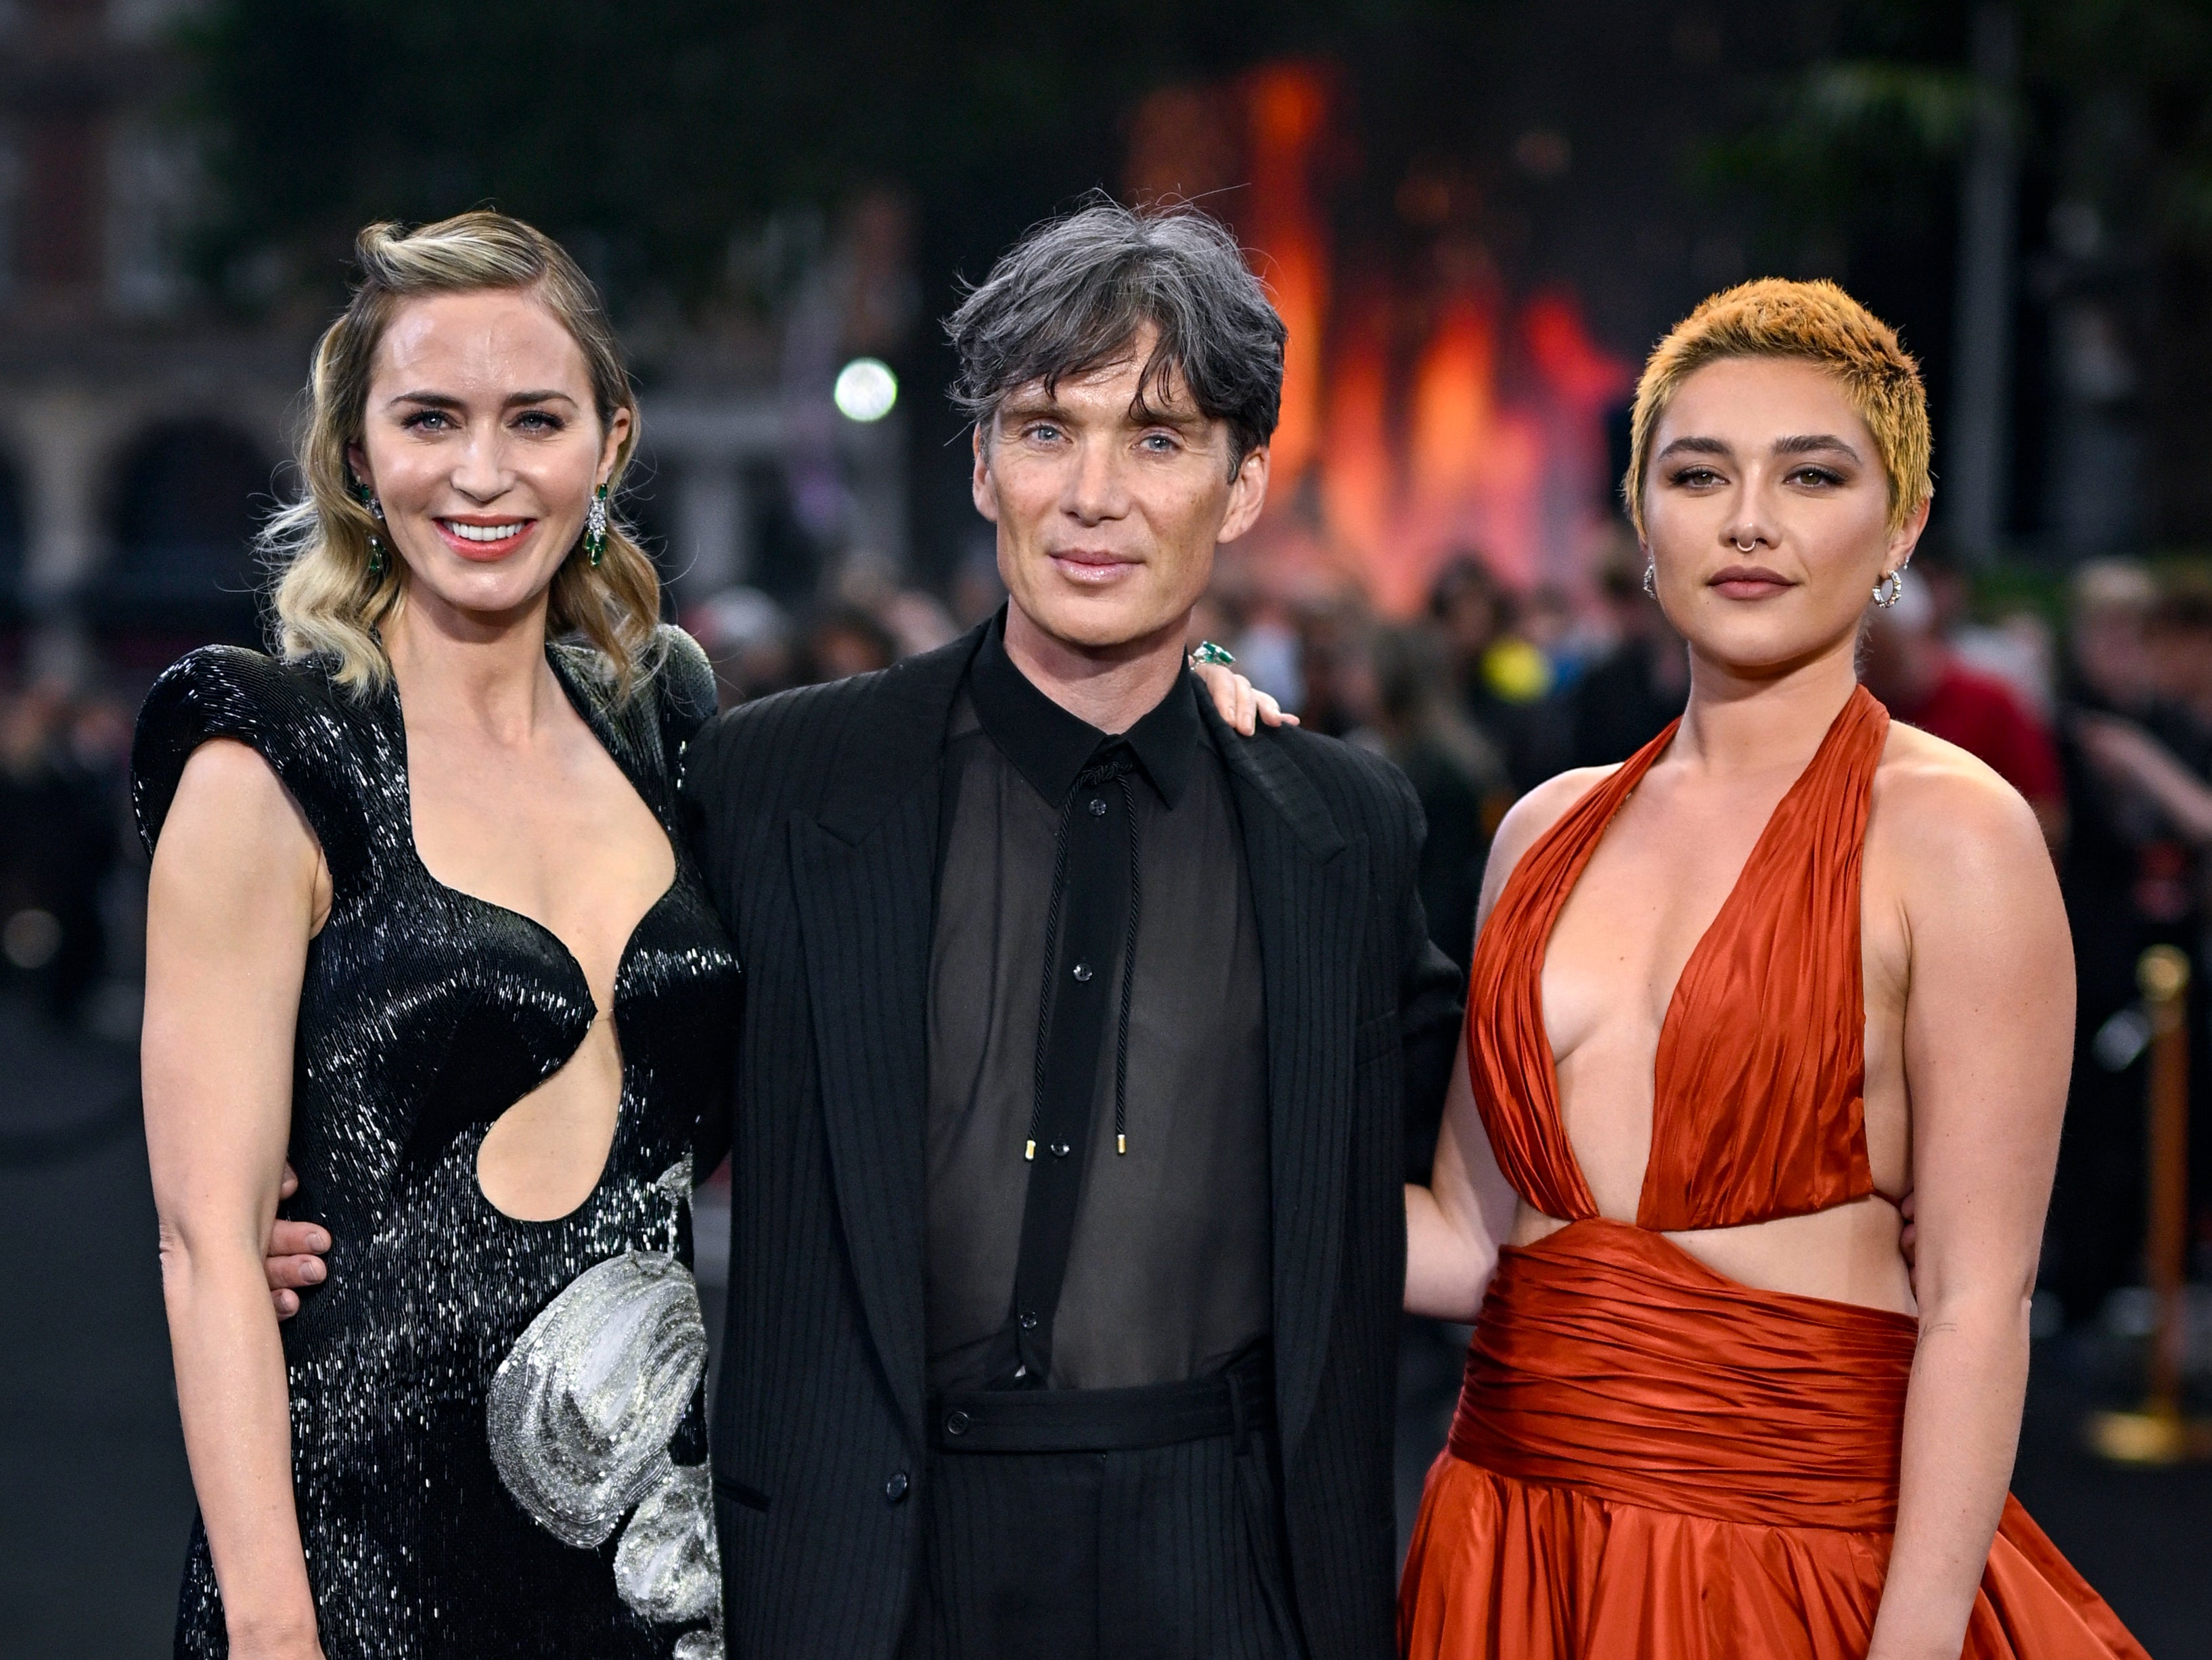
left=0, top=0, right=909, bottom=688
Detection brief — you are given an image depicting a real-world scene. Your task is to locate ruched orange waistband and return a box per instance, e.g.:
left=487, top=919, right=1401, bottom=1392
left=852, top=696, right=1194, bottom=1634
left=1447, top=1218, right=1919, bottom=1532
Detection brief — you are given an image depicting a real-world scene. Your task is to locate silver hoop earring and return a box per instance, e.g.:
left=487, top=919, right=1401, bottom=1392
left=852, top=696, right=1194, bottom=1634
left=1872, top=569, right=1905, bottom=608
left=1642, top=561, right=1656, bottom=598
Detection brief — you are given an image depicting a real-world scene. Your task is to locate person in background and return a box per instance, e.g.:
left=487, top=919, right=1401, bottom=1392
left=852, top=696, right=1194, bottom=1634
left=1861, top=573, right=2066, bottom=846
left=1232, top=593, right=1307, bottom=715
left=0, top=676, right=118, bottom=1025
left=1511, top=583, right=1595, bottom=691
left=1368, top=623, right=1512, bottom=978
left=949, top=543, right=1010, bottom=631
left=1368, top=619, right=1513, bottom=1195
left=2043, top=562, right=2194, bottom=1324
left=834, top=562, right=962, bottom=660
left=685, top=585, right=798, bottom=711
left=1563, top=554, right=1689, bottom=769
left=1915, top=547, right=2058, bottom=721
left=1428, top=556, right=1560, bottom=791
left=1290, top=596, right=1380, bottom=740
left=803, top=601, right=901, bottom=681
left=2073, top=577, right=2212, bottom=1270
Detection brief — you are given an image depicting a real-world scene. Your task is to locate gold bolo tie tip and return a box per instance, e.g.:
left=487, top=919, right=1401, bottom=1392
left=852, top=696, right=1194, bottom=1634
left=1024, top=1140, right=1036, bottom=1161
left=1117, top=1134, right=1127, bottom=1154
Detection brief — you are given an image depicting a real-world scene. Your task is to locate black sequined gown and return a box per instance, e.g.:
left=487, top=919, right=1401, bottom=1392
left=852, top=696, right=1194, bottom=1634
left=131, top=627, right=741, bottom=1660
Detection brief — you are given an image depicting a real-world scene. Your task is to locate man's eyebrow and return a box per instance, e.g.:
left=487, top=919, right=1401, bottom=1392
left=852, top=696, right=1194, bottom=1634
left=1771, top=433, right=1862, bottom=461
left=1127, top=399, right=1206, bottom=431
left=996, top=391, right=1067, bottom=419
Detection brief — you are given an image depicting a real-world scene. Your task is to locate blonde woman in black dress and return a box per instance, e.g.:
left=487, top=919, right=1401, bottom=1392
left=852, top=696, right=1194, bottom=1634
left=137, top=212, right=738, bottom=1660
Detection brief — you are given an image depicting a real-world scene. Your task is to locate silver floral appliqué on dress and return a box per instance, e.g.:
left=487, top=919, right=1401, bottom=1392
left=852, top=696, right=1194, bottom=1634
left=489, top=1159, right=722, bottom=1652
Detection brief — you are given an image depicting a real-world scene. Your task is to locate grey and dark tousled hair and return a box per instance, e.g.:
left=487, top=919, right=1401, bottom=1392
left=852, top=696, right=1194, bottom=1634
left=945, top=198, right=1288, bottom=472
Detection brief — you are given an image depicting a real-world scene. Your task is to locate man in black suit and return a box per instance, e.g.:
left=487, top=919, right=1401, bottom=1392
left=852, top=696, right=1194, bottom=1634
left=683, top=202, right=1461, bottom=1659
left=263, top=201, right=1462, bottom=1658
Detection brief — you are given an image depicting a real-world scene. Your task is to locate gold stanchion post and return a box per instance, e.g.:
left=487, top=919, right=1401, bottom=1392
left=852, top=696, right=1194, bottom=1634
left=2088, top=945, right=2212, bottom=1462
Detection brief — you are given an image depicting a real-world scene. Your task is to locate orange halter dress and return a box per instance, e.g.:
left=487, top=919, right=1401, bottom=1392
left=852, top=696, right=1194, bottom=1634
left=1399, top=687, right=2145, bottom=1660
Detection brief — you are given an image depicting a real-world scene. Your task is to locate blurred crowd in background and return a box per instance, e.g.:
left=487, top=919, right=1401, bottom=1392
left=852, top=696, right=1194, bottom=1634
left=7, top=544, right=2211, bottom=1336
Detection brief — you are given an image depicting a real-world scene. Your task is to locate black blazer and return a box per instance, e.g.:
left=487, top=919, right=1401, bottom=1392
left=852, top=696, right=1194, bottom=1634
left=683, top=622, right=1464, bottom=1660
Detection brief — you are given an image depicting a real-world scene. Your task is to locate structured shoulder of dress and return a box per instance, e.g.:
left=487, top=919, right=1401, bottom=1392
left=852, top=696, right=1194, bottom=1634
left=551, top=624, right=719, bottom=776
left=645, top=623, right=718, bottom=750
left=130, top=644, right=369, bottom=866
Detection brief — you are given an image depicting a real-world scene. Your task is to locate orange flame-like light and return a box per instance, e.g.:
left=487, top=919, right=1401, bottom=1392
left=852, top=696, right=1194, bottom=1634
left=1133, top=62, right=1632, bottom=611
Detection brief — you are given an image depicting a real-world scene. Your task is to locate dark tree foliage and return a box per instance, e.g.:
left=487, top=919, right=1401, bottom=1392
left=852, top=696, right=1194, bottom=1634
left=176, top=0, right=1427, bottom=311
left=1696, top=0, right=2212, bottom=257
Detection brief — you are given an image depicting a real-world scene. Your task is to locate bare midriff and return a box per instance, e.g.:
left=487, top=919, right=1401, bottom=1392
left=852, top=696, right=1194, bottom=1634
left=1509, top=1192, right=1914, bottom=1314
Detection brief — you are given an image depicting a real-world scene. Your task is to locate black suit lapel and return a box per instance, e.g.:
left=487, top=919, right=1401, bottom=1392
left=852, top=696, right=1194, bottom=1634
left=1206, top=709, right=1368, bottom=1457
left=788, top=628, right=983, bottom=1444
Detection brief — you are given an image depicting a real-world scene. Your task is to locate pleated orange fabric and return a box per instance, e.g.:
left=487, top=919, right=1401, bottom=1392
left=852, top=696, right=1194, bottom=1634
left=1462, top=686, right=1888, bottom=1232
left=1403, top=688, right=2148, bottom=1658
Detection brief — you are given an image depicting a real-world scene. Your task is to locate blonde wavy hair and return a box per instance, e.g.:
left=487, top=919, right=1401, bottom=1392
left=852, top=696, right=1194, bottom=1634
left=266, top=211, right=659, bottom=693
left=1623, top=277, right=1933, bottom=541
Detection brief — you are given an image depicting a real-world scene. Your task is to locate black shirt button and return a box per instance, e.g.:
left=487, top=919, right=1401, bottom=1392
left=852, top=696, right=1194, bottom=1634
left=1073, top=962, right=1093, bottom=982
left=1089, top=797, right=1107, bottom=816
left=884, top=1471, right=909, bottom=1503
left=945, top=1409, right=970, bottom=1437
left=1049, top=1142, right=1070, bottom=1159
left=1018, top=1309, right=1039, bottom=1330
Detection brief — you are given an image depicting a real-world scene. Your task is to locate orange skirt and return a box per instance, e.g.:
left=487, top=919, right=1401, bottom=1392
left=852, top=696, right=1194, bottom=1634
left=1398, top=1220, right=2146, bottom=1659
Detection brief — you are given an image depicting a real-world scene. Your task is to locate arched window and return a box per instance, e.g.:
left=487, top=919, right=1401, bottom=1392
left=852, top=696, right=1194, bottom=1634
left=95, top=420, right=272, bottom=645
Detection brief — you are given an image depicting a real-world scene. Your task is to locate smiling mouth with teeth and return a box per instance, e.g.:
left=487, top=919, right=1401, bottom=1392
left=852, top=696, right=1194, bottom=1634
left=443, top=521, right=531, bottom=543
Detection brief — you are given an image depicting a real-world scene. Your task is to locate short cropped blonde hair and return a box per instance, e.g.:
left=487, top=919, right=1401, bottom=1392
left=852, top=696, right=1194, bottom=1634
left=266, top=212, right=658, bottom=693
left=1624, top=277, right=1932, bottom=539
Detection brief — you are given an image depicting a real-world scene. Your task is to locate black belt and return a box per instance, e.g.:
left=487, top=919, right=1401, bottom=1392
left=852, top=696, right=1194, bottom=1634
left=930, top=1343, right=1274, bottom=1454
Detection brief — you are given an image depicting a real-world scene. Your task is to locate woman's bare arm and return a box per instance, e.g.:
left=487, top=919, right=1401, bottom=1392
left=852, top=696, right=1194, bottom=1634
left=1405, top=1040, right=1518, bottom=1320
left=1868, top=759, right=2073, bottom=1660
left=144, top=740, right=329, bottom=1660
left=1404, top=769, right=1606, bottom=1321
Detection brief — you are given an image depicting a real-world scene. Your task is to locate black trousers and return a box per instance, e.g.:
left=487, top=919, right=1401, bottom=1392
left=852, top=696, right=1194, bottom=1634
left=902, top=1356, right=1303, bottom=1660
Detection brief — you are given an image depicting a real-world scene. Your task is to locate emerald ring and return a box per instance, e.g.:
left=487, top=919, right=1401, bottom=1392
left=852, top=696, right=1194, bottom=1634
left=1190, top=640, right=1236, bottom=667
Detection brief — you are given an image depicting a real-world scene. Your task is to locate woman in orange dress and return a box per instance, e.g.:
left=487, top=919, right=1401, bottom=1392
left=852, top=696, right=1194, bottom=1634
left=1400, top=279, right=2146, bottom=1660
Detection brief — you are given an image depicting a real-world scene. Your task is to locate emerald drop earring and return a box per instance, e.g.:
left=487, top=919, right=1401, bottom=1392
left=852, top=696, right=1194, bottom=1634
left=355, top=476, right=388, bottom=580
left=584, top=483, right=610, bottom=568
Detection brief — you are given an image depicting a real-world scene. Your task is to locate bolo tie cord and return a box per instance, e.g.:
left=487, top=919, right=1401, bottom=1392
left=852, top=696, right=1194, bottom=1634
left=1025, top=757, right=1142, bottom=1159
left=1110, top=770, right=1138, bottom=1156
left=1024, top=795, right=1075, bottom=1161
